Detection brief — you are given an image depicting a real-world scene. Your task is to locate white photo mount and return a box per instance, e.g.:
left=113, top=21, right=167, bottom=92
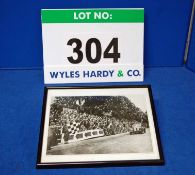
left=41, top=9, right=144, bottom=84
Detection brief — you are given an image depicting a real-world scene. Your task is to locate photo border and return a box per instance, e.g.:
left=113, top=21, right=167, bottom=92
left=36, top=85, right=164, bottom=168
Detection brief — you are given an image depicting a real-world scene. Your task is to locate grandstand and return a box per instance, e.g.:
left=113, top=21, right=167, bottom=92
left=47, top=96, right=148, bottom=148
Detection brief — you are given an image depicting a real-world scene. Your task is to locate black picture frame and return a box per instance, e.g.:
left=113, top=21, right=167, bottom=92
left=36, top=85, right=164, bottom=168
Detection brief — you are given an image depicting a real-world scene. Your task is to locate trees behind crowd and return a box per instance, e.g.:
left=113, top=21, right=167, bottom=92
left=50, top=96, right=149, bottom=127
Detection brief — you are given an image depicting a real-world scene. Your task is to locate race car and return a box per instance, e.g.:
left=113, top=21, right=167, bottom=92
left=129, top=123, right=146, bottom=135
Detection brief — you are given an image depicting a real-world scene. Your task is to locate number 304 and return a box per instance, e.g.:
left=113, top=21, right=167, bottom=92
left=67, top=38, right=120, bottom=64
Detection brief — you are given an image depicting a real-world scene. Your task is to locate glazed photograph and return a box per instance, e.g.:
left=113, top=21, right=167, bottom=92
left=37, top=86, right=163, bottom=167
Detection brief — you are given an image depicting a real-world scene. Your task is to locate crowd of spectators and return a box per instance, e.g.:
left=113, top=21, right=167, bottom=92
left=51, top=108, right=137, bottom=136
left=47, top=96, right=148, bottom=150
left=47, top=107, right=145, bottom=150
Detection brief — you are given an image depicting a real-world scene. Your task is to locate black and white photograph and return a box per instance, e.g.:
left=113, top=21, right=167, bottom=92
left=37, top=86, right=163, bottom=167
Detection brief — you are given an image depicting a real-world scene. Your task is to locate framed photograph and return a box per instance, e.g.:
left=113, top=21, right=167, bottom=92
left=37, top=85, right=164, bottom=168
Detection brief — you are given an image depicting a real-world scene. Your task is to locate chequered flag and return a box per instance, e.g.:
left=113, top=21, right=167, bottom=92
left=67, top=121, right=80, bottom=134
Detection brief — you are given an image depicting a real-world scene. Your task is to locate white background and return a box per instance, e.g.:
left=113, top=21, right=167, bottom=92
left=42, top=23, right=144, bottom=65
left=42, top=22, right=144, bottom=83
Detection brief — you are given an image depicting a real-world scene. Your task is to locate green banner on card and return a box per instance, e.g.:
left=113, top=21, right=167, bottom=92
left=41, top=9, right=144, bottom=23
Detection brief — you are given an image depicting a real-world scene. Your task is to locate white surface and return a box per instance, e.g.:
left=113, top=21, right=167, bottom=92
left=42, top=22, right=144, bottom=83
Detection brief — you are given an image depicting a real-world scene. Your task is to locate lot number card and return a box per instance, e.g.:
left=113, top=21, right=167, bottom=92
left=41, top=9, right=144, bottom=84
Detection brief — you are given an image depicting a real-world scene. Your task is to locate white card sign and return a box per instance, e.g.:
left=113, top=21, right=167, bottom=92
left=41, top=9, right=144, bottom=84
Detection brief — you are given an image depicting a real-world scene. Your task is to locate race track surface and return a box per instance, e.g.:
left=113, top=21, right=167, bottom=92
left=47, top=129, right=152, bottom=155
